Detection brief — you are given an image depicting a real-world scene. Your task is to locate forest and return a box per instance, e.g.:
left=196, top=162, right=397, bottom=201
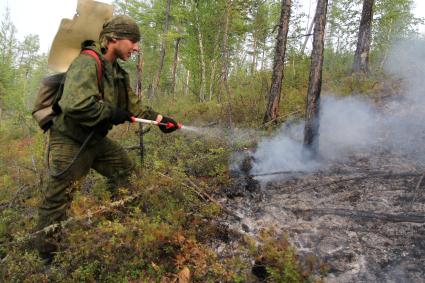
left=1, top=0, right=424, bottom=282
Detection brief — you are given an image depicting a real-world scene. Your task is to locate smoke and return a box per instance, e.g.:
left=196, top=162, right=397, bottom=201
left=248, top=38, right=425, bottom=180
left=250, top=95, right=380, bottom=179
left=385, top=39, right=425, bottom=104
left=381, top=39, right=425, bottom=161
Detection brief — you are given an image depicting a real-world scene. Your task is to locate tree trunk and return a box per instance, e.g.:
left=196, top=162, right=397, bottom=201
left=260, top=44, right=266, bottom=71
left=218, top=0, right=233, bottom=128
left=301, top=15, right=315, bottom=55
left=195, top=3, right=206, bottom=102
left=263, top=0, right=292, bottom=124
left=209, top=60, right=218, bottom=101
left=185, top=70, right=190, bottom=96
left=152, top=0, right=171, bottom=97
left=352, top=0, right=374, bottom=75
left=303, top=0, right=328, bottom=157
left=380, top=18, right=393, bottom=70
left=251, top=36, right=257, bottom=75
left=170, top=38, right=181, bottom=96
left=136, top=51, right=144, bottom=166
left=136, top=50, right=144, bottom=100
left=209, top=32, right=221, bottom=101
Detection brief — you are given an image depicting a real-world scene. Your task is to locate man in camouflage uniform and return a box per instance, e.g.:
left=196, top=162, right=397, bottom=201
left=35, top=15, right=178, bottom=262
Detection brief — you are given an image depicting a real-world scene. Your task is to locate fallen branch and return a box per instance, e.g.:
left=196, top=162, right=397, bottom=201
left=251, top=169, right=421, bottom=179
left=3, top=191, right=147, bottom=247
left=288, top=207, right=425, bottom=224
left=158, top=172, right=242, bottom=220
left=261, top=109, right=302, bottom=128
left=251, top=170, right=311, bottom=177
left=315, top=172, right=421, bottom=187
left=291, top=172, right=422, bottom=194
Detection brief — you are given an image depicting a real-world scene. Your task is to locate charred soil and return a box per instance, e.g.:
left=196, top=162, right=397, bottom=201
left=218, top=148, right=425, bottom=282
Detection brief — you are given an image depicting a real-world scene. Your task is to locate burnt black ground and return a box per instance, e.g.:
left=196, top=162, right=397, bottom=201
left=219, top=150, right=425, bottom=282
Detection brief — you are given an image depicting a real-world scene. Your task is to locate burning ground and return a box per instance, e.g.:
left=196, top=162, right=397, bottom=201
left=216, top=40, right=425, bottom=282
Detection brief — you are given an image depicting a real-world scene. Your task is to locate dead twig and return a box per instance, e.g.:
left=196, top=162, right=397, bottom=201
left=408, top=171, right=425, bottom=209
left=261, top=110, right=302, bottom=128
left=8, top=185, right=29, bottom=208
left=201, top=121, right=219, bottom=128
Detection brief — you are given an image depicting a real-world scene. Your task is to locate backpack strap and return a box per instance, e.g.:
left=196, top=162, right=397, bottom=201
left=80, top=49, right=103, bottom=97
left=47, top=50, right=103, bottom=178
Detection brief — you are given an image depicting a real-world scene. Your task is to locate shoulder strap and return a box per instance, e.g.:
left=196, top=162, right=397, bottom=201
left=80, top=49, right=103, bottom=92
left=47, top=50, right=103, bottom=177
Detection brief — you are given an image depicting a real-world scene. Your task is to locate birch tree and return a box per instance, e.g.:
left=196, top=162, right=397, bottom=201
left=152, top=0, right=172, bottom=98
left=194, top=1, right=206, bottom=102
left=170, top=37, right=181, bottom=95
left=218, top=0, right=233, bottom=128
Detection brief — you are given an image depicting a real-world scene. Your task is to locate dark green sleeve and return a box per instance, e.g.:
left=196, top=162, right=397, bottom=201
left=59, top=55, right=113, bottom=127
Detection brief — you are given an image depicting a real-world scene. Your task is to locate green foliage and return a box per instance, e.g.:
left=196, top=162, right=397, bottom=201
left=249, top=229, right=310, bottom=283
left=326, top=0, right=362, bottom=52
left=373, top=0, right=422, bottom=52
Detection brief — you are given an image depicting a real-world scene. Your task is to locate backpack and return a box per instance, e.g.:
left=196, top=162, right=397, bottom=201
left=32, top=49, right=103, bottom=132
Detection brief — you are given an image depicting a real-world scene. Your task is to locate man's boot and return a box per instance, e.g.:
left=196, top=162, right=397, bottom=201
left=32, top=231, right=59, bottom=265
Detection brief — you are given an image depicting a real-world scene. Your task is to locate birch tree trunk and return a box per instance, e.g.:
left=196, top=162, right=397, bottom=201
left=251, top=36, right=257, bottom=75
left=303, top=0, right=328, bottom=157
left=185, top=70, right=190, bottom=96
left=263, top=0, right=292, bottom=124
left=301, top=15, right=315, bottom=55
left=353, top=0, right=374, bottom=75
left=209, top=32, right=221, bottom=101
left=195, top=3, right=206, bottom=102
left=152, top=0, right=171, bottom=98
left=170, top=38, right=181, bottom=96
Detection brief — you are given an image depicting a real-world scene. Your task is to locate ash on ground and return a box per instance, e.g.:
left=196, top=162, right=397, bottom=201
left=220, top=149, right=425, bottom=282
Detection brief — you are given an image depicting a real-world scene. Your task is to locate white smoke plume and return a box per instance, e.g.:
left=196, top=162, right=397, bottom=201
left=249, top=38, right=425, bottom=180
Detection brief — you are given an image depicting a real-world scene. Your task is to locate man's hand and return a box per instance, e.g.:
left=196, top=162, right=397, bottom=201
left=111, top=108, right=133, bottom=125
left=158, top=116, right=179, bottom=133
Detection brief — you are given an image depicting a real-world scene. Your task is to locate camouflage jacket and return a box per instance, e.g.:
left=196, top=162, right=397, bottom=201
left=52, top=42, right=157, bottom=143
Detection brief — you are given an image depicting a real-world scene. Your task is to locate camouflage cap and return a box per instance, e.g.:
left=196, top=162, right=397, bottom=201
left=99, top=15, right=141, bottom=43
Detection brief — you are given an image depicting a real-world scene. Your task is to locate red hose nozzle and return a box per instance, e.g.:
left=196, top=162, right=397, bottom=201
left=165, top=122, right=174, bottom=129
left=165, top=122, right=183, bottom=130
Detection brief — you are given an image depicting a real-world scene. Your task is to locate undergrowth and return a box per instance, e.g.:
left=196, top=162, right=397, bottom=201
left=0, top=71, right=387, bottom=282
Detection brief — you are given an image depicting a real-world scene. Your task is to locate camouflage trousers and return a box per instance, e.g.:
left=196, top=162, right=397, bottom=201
left=35, top=129, right=134, bottom=253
